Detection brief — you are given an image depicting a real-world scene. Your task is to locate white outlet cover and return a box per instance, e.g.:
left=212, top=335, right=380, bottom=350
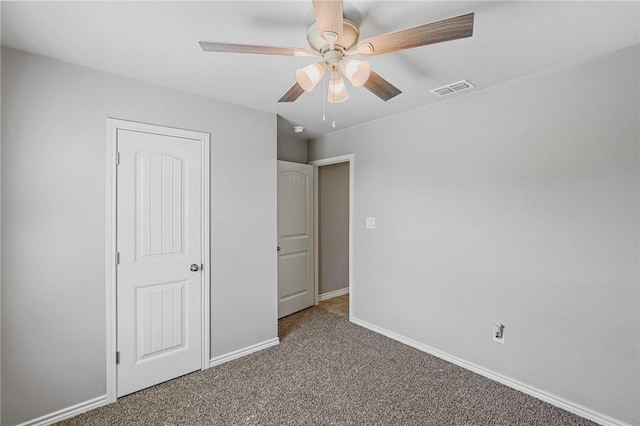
left=365, top=217, right=376, bottom=229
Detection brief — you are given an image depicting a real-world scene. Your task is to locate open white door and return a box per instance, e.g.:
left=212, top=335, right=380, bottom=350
left=116, top=127, right=204, bottom=397
left=277, top=161, right=314, bottom=318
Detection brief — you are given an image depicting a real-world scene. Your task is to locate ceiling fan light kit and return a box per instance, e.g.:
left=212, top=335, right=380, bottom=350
left=340, top=58, right=371, bottom=87
left=199, top=1, right=474, bottom=122
left=327, top=70, right=349, bottom=104
left=295, top=63, right=325, bottom=92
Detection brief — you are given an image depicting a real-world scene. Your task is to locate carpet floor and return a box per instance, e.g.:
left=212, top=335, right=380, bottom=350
left=58, top=307, right=595, bottom=425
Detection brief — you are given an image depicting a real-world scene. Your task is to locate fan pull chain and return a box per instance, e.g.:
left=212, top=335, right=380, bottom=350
left=322, top=72, right=326, bottom=122
left=331, top=74, right=336, bottom=128
left=332, top=102, right=336, bottom=128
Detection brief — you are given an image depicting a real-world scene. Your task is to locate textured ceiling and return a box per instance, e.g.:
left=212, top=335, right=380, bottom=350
left=2, top=1, right=638, bottom=139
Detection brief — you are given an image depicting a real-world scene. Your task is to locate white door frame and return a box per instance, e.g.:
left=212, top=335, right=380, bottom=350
left=105, top=118, right=210, bottom=403
left=309, top=154, right=354, bottom=321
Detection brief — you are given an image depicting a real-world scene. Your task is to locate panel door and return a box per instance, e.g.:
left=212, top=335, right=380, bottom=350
left=117, top=129, right=202, bottom=397
left=277, top=161, right=314, bottom=318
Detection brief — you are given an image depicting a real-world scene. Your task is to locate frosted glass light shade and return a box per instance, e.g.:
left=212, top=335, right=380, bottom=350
left=295, top=63, right=324, bottom=92
left=327, top=72, right=349, bottom=103
left=339, top=59, right=371, bottom=87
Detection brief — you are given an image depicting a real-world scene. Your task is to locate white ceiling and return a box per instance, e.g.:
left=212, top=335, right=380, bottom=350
left=2, top=1, right=638, bottom=140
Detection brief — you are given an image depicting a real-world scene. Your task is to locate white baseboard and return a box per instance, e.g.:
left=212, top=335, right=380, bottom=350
left=318, top=287, right=349, bottom=301
left=15, top=339, right=281, bottom=425
left=16, top=323, right=629, bottom=426
left=209, top=337, right=280, bottom=368
left=16, top=395, right=108, bottom=426
left=350, top=316, right=631, bottom=426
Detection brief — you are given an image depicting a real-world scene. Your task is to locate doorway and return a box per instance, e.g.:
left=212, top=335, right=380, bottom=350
left=106, top=119, right=210, bottom=401
left=310, top=154, right=354, bottom=321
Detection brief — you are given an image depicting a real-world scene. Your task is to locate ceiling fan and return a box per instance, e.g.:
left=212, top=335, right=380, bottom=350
left=199, top=1, right=474, bottom=104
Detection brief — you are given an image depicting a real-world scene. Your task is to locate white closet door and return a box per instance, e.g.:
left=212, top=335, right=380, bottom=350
left=117, top=128, right=202, bottom=397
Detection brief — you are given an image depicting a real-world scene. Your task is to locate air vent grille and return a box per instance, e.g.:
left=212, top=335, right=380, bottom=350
left=430, top=80, right=475, bottom=97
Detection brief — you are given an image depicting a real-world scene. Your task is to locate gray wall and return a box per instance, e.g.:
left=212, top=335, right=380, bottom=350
left=277, top=133, right=308, bottom=164
left=318, top=162, right=349, bottom=295
left=309, top=45, right=640, bottom=425
left=1, top=48, right=278, bottom=425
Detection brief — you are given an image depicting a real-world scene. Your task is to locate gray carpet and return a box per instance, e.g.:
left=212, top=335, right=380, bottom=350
left=58, top=307, right=596, bottom=425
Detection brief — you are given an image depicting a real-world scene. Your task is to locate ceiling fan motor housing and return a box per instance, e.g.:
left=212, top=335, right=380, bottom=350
left=307, top=19, right=360, bottom=54
left=323, top=49, right=343, bottom=66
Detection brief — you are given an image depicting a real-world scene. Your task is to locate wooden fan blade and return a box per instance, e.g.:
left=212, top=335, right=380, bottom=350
left=278, top=82, right=306, bottom=102
left=312, top=0, right=343, bottom=41
left=356, top=12, right=474, bottom=56
left=199, top=42, right=317, bottom=57
left=363, top=71, right=402, bottom=101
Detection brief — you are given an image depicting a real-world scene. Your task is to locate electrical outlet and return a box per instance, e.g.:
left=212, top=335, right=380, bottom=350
left=365, top=217, right=376, bottom=229
left=493, top=324, right=505, bottom=344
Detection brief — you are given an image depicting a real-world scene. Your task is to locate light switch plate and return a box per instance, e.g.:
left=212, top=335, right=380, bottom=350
left=366, top=217, right=376, bottom=229
left=493, top=324, right=505, bottom=344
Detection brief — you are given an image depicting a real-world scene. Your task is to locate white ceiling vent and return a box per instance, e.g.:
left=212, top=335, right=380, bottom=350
left=430, top=80, right=475, bottom=97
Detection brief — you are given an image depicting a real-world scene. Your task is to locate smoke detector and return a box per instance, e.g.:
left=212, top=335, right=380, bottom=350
left=293, top=125, right=305, bottom=134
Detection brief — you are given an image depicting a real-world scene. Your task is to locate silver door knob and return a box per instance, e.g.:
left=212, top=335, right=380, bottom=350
left=277, top=246, right=281, bottom=252
left=190, top=264, right=199, bottom=272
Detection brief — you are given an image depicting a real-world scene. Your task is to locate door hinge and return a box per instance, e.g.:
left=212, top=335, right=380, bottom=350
left=116, top=351, right=120, bottom=364
left=115, top=152, right=120, bottom=166
left=116, top=252, right=120, bottom=265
